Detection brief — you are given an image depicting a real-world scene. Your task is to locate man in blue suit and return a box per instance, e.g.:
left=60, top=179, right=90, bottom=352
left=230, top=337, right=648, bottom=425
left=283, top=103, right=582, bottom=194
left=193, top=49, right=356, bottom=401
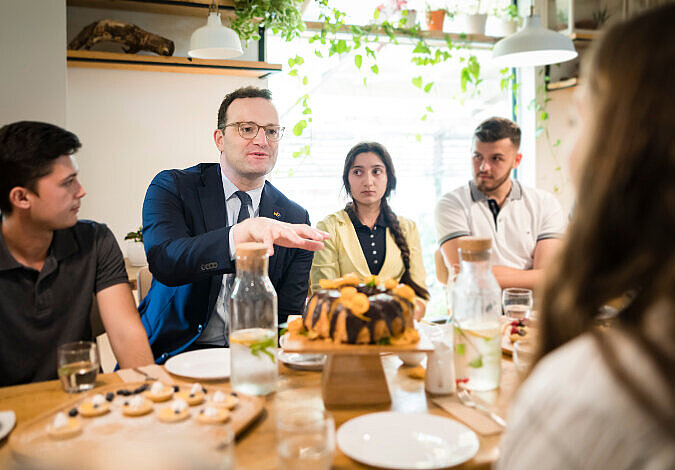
left=139, top=87, right=328, bottom=362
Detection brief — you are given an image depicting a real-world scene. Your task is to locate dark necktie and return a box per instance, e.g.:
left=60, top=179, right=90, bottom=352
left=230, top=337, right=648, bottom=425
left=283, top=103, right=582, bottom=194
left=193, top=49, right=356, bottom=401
left=234, top=191, right=252, bottom=223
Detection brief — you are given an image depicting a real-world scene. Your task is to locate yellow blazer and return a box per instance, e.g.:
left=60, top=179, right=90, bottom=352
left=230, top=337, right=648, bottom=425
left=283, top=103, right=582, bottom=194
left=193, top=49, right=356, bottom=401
left=310, top=210, right=428, bottom=299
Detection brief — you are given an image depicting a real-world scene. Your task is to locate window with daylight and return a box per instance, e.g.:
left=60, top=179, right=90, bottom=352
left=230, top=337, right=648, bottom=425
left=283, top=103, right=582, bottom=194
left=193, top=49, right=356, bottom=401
left=266, top=0, right=515, bottom=318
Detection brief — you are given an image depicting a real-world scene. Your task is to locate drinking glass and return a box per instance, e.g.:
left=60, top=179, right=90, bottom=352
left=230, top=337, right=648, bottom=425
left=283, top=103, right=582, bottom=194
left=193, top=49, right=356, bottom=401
left=502, top=288, right=534, bottom=321
left=276, top=407, right=335, bottom=470
left=445, top=264, right=460, bottom=323
left=57, top=341, right=100, bottom=393
left=513, top=339, right=535, bottom=378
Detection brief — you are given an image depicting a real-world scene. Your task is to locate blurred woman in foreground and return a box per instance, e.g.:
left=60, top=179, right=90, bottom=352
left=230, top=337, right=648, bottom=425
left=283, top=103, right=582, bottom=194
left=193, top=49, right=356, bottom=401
left=498, top=4, right=675, bottom=469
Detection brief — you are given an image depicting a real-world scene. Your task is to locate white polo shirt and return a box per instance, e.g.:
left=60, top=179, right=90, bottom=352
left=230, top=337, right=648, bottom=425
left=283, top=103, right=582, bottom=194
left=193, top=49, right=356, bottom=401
left=434, top=180, right=566, bottom=269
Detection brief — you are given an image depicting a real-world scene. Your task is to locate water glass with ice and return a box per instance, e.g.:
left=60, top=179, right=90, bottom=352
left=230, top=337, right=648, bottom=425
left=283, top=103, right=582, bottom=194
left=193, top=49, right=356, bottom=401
left=276, top=407, right=335, bottom=470
left=57, top=341, right=99, bottom=393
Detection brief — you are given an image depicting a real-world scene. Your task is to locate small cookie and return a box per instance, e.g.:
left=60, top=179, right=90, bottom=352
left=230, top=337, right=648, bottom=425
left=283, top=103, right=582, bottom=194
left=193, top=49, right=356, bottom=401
left=196, top=406, right=230, bottom=424
left=158, top=399, right=190, bottom=423
left=406, top=366, right=426, bottom=380
left=144, top=381, right=174, bottom=402
left=175, top=383, right=205, bottom=406
left=47, top=412, right=82, bottom=439
left=211, top=390, right=239, bottom=409
left=78, top=394, right=110, bottom=417
left=122, top=395, right=153, bottom=417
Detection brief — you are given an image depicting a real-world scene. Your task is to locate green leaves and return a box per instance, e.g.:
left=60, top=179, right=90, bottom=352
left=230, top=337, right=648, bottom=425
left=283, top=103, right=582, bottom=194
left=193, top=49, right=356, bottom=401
left=370, top=64, right=379, bottom=74
left=248, top=336, right=275, bottom=362
left=455, top=343, right=466, bottom=355
left=468, top=357, right=483, bottom=368
left=412, top=76, right=423, bottom=88
left=354, top=54, right=362, bottom=69
left=424, top=82, right=433, bottom=93
left=292, top=120, right=307, bottom=137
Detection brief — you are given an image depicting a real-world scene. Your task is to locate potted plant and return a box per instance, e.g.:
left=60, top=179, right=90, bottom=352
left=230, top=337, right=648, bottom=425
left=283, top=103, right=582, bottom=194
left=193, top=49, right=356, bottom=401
left=425, top=2, right=447, bottom=31
left=492, top=4, right=520, bottom=37
left=124, top=226, right=147, bottom=267
left=456, top=1, right=487, bottom=35
left=230, top=0, right=306, bottom=41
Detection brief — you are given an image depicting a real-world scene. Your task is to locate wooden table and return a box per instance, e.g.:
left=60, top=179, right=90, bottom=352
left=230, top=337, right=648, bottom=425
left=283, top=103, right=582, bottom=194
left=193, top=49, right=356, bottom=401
left=0, top=355, right=519, bottom=469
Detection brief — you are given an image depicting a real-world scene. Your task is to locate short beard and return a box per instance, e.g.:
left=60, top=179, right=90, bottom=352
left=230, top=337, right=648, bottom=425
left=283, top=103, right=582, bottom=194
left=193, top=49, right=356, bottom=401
left=475, top=171, right=511, bottom=195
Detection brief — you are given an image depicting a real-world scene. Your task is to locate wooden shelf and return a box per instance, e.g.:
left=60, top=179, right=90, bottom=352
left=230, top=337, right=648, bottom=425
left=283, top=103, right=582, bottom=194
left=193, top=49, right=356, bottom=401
left=67, top=50, right=281, bottom=77
left=546, top=77, right=578, bottom=91
left=67, top=0, right=235, bottom=17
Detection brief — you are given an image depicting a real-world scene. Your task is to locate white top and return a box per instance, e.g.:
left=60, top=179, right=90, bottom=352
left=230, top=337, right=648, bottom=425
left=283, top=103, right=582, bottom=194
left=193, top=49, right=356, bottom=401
left=198, top=171, right=264, bottom=345
left=434, top=180, right=566, bottom=269
left=497, top=320, right=675, bottom=470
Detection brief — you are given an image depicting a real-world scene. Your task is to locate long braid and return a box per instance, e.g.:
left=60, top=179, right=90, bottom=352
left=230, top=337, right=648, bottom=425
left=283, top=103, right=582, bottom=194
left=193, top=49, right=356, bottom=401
left=379, top=200, right=430, bottom=300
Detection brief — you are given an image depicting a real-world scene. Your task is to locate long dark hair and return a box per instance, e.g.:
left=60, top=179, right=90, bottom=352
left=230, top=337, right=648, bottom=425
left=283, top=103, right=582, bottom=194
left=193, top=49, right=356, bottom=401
left=343, top=142, right=429, bottom=300
left=538, top=4, right=675, bottom=435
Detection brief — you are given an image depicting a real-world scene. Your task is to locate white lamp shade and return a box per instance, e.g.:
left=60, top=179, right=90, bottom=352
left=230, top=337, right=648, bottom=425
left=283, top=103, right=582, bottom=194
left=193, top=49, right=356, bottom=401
left=188, top=12, right=243, bottom=59
left=492, top=14, right=578, bottom=68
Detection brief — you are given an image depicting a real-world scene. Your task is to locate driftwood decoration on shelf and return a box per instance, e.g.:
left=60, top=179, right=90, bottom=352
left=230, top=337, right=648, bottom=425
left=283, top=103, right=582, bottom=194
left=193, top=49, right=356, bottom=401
left=69, top=20, right=175, bottom=56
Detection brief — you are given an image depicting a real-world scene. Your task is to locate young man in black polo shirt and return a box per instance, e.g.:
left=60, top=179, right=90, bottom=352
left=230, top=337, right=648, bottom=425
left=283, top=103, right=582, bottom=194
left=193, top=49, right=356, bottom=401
left=0, top=121, right=154, bottom=386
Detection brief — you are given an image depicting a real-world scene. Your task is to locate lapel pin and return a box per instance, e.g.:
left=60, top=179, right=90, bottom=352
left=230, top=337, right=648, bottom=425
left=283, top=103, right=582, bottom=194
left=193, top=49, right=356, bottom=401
left=273, top=211, right=281, bottom=218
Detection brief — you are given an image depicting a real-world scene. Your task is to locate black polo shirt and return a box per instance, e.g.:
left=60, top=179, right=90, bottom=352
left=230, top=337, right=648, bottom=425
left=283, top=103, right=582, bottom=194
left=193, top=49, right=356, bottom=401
left=347, top=210, right=387, bottom=275
left=0, top=220, right=128, bottom=386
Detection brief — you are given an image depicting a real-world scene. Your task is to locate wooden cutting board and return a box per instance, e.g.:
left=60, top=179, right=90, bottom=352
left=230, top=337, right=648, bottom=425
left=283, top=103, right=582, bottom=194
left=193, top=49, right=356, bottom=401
left=9, top=382, right=264, bottom=468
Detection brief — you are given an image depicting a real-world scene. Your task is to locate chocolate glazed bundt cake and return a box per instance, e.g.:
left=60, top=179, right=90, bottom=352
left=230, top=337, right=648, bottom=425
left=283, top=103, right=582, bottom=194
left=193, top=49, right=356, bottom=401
left=290, top=274, right=420, bottom=345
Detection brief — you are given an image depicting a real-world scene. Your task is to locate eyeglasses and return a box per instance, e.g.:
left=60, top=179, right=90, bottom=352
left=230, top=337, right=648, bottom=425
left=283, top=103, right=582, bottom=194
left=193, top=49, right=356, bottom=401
left=222, top=121, right=285, bottom=142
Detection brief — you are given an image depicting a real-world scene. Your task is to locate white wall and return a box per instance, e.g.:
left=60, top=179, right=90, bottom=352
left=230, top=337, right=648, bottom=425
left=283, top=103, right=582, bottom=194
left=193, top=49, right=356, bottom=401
left=535, top=86, right=576, bottom=218
left=67, top=68, right=264, bottom=246
left=0, top=0, right=67, bottom=126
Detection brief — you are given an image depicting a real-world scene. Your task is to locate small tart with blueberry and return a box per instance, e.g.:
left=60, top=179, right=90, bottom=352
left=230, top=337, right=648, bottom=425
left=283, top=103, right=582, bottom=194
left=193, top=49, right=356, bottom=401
left=122, top=395, right=153, bottom=417
left=210, top=390, right=239, bottom=409
left=175, top=383, right=205, bottom=406
left=47, top=412, right=82, bottom=439
left=144, top=381, right=174, bottom=402
left=158, top=399, right=190, bottom=423
left=78, top=394, right=110, bottom=417
left=196, top=406, right=230, bottom=424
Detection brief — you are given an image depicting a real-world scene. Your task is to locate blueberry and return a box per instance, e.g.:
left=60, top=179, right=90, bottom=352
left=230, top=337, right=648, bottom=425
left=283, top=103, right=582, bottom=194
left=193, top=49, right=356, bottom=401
left=93, top=404, right=99, bottom=409
left=199, top=409, right=204, bottom=414
left=68, top=408, right=78, bottom=417
left=105, top=392, right=114, bottom=402
left=133, top=384, right=149, bottom=394
left=189, top=393, right=195, bottom=398
left=116, top=389, right=131, bottom=396
left=174, top=409, right=180, bottom=415
left=230, top=392, right=238, bottom=397
left=201, top=387, right=207, bottom=394
left=124, top=401, right=129, bottom=406
left=172, top=385, right=179, bottom=392
left=518, top=329, right=526, bottom=336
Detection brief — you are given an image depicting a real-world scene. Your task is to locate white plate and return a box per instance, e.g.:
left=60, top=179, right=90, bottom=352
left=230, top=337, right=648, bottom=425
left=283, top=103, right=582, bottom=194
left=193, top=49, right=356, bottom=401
left=337, top=412, right=479, bottom=469
left=0, top=410, right=16, bottom=441
left=278, top=351, right=326, bottom=371
left=278, top=332, right=325, bottom=371
left=165, top=348, right=230, bottom=380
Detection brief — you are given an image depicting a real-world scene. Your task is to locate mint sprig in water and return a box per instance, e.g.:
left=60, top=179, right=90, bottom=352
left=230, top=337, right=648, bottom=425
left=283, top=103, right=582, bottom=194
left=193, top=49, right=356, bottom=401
left=249, top=336, right=276, bottom=362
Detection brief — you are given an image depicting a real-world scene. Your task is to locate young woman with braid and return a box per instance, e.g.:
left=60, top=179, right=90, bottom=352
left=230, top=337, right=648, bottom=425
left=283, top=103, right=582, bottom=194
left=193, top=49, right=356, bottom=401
left=497, top=5, right=675, bottom=469
left=310, top=142, right=429, bottom=320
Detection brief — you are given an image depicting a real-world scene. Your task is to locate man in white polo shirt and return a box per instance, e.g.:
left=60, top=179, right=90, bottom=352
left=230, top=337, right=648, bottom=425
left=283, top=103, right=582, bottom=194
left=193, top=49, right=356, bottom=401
left=435, top=117, right=566, bottom=289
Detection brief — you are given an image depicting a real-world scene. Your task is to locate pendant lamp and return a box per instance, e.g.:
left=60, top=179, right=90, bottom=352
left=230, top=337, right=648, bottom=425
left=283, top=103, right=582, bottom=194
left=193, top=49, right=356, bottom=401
left=188, top=0, right=243, bottom=59
left=492, top=8, right=577, bottom=68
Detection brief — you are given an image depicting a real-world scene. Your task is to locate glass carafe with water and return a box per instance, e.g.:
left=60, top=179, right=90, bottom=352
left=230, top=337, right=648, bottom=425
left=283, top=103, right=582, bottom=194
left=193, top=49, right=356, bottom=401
left=452, top=237, right=502, bottom=391
left=229, top=242, right=278, bottom=395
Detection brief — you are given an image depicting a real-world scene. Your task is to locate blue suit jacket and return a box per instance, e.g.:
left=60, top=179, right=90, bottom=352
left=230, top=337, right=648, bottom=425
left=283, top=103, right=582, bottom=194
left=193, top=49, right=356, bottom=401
left=138, top=163, right=313, bottom=363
